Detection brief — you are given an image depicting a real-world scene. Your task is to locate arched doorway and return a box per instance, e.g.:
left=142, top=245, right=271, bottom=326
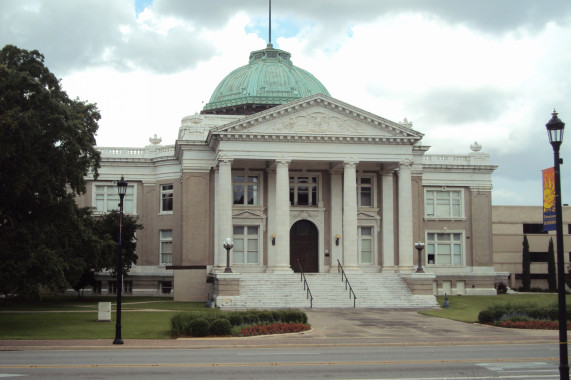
left=290, top=220, right=319, bottom=273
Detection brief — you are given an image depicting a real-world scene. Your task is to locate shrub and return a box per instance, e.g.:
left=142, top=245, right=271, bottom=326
left=258, top=311, right=273, bottom=324
left=189, top=318, right=210, bottom=337
left=170, top=313, right=197, bottom=336
left=284, top=310, right=304, bottom=323
left=271, top=310, right=282, bottom=322
left=169, top=309, right=308, bottom=337
left=228, top=313, right=243, bottom=327
left=478, top=302, right=571, bottom=324
left=496, top=282, right=507, bottom=295
left=210, top=319, right=232, bottom=336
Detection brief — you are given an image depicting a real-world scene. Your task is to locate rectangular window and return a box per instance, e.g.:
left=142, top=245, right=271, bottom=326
left=160, top=230, right=173, bottom=265
left=425, top=189, right=462, bottom=218
left=523, top=223, right=548, bottom=234
left=160, top=281, right=172, bottom=295
left=160, top=184, right=173, bottom=212
left=426, top=232, right=463, bottom=266
left=359, top=226, right=374, bottom=264
left=124, top=281, right=133, bottom=294
left=233, top=175, right=259, bottom=205
left=93, top=281, right=102, bottom=294
left=108, top=281, right=117, bottom=294
left=232, top=225, right=259, bottom=264
left=357, top=177, right=373, bottom=207
left=290, top=175, right=318, bottom=206
left=95, top=184, right=135, bottom=214
left=108, top=281, right=132, bottom=294
left=530, top=252, right=549, bottom=263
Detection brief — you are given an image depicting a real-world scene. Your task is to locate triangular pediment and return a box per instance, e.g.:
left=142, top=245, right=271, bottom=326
left=209, top=94, right=423, bottom=144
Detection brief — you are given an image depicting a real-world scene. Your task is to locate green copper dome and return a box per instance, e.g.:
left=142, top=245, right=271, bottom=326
left=202, top=44, right=330, bottom=115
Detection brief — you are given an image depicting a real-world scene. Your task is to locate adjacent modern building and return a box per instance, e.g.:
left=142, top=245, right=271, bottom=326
left=492, top=205, right=571, bottom=290
left=75, top=43, right=508, bottom=307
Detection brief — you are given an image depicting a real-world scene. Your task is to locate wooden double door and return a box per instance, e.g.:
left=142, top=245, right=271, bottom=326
left=290, top=220, right=318, bottom=273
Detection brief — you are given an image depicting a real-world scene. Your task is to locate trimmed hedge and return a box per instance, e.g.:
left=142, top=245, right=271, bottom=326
left=170, top=309, right=309, bottom=337
left=478, top=302, right=571, bottom=324
left=210, top=319, right=232, bottom=336
left=189, top=318, right=210, bottom=337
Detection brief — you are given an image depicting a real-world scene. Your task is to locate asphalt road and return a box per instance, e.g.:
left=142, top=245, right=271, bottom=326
left=0, top=343, right=562, bottom=379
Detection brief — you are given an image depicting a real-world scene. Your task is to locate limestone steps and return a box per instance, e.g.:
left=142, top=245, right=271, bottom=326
left=217, top=272, right=438, bottom=309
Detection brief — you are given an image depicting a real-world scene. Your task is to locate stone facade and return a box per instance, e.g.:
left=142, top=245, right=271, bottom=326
left=75, top=94, right=504, bottom=302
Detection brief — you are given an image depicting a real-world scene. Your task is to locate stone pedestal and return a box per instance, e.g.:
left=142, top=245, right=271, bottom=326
left=97, top=302, right=112, bottom=322
left=400, top=273, right=436, bottom=295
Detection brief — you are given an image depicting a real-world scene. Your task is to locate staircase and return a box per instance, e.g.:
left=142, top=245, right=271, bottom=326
left=216, top=272, right=438, bottom=309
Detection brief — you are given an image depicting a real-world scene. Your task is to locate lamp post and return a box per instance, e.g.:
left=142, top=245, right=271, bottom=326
left=113, top=176, right=128, bottom=345
left=545, top=110, right=568, bottom=380
left=223, top=237, right=234, bottom=273
left=414, top=242, right=425, bottom=273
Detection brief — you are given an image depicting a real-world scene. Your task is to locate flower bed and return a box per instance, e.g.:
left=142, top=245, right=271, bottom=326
left=495, top=320, right=571, bottom=330
left=239, top=323, right=310, bottom=337
left=170, top=309, right=309, bottom=338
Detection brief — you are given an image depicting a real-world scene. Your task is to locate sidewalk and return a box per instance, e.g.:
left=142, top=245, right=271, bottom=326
left=0, top=309, right=558, bottom=351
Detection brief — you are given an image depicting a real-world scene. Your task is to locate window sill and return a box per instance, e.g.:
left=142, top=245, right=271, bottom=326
left=158, top=211, right=174, bottom=215
left=425, top=265, right=465, bottom=268
left=424, top=217, right=466, bottom=222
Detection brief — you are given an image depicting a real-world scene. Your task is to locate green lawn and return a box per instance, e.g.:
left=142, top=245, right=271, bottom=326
left=2, top=294, right=570, bottom=339
left=419, top=294, right=570, bottom=323
left=0, top=297, right=218, bottom=339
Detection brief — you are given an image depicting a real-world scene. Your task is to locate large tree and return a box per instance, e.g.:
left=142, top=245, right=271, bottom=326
left=72, top=211, right=143, bottom=297
left=0, top=45, right=101, bottom=298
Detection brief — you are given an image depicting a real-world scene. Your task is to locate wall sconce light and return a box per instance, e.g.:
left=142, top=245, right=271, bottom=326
left=335, top=234, right=341, bottom=246
left=272, top=234, right=276, bottom=246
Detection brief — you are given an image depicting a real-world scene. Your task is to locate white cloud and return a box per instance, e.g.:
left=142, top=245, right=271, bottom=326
left=2, top=0, right=571, bottom=205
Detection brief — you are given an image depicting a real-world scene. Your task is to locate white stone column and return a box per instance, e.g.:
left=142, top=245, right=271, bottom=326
left=216, top=157, right=233, bottom=271
left=213, top=168, right=220, bottom=267
left=329, top=170, right=343, bottom=272
left=381, top=168, right=396, bottom=271
left=342, top=160, right=359, bottom=270
left=266, top=168, right=277, bottom=271
left=269, top=159, right=292, bottom=273
left=397, top=159, right=414, bottom=270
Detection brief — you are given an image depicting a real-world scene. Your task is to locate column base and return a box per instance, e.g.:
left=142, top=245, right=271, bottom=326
left=266, top=265, right=293, bottom=274
left=211, top=266, right=230, bottom=274
left=340, top=265, right=361, bottom=273
left=397, top=266, right=415, bottom=273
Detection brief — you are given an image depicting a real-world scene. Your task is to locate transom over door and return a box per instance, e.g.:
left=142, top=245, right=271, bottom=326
left=290, top=220, right=318, bottom=273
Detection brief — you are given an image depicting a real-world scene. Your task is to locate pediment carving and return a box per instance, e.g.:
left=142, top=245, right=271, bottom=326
left=212, top=95, right=422, bottom=143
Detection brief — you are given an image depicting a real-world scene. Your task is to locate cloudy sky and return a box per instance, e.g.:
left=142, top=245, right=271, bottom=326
left=1, top=0, right=570, bottom=206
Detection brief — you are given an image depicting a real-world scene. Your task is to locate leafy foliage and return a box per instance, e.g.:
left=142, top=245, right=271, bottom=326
left=477, top=302, right=571, bottom=324
left=209, top=319, right=232, bottom=336
left=0, top=45, right=104, bottom=298
left=170, top=309, right=309, bottom=337
left=90, top=210, right=142, bottom=276
left=521, top=235, right=531, bottom=291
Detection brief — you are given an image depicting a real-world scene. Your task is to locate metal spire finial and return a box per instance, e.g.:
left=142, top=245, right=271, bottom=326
left=268, top=0, right=272, bottom=47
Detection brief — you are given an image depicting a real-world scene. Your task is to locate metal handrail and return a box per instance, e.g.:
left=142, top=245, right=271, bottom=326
left=337, top=259, right=357, bottom=308
left=297, top=259, right=313, bottom=308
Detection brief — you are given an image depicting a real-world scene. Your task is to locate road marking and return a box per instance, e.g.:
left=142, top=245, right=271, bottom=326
left=0, top=357, right=558, bottom=370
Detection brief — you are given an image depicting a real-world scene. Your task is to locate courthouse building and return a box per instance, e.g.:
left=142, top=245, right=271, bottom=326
left=76, top=43, right=506, bottom=307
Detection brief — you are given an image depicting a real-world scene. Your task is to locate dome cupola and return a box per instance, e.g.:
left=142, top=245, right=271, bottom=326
left=202, top=44, right=330, bottom=115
